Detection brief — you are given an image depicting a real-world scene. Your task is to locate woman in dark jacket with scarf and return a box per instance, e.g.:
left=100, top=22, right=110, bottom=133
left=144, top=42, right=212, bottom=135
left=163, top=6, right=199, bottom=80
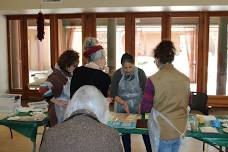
left=70, top=37, right=111, bottom=98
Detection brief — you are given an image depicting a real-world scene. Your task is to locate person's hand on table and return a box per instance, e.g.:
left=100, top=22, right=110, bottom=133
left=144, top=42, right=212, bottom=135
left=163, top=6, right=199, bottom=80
left=106, top=97, right=113, bottom=103
left=50, top=98, right=68, bottom=108
left=58, top=100, right=68, bottom=108
left=122, top=102, right=130, bottom=114
left=114, top=96, right=130, bottom=114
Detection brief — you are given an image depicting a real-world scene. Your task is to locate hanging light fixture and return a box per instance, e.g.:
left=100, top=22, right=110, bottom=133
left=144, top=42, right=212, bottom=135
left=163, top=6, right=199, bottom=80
left=37, top=10, right=45, bottom=41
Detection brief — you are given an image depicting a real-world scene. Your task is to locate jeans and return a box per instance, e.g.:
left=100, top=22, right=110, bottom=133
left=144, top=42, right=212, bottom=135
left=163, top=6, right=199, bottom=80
left=158, top=138, right=181, bottom=152
left=122, top=134, right=152, bottom=152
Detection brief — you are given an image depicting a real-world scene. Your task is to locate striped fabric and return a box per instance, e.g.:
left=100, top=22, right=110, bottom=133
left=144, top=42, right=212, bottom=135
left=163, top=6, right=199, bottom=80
left=140, top=79, right=154, bottom=113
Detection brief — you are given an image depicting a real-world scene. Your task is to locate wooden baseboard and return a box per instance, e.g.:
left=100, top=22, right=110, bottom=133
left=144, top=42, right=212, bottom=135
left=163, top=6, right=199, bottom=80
left=208, top=96, right=228, bottom=107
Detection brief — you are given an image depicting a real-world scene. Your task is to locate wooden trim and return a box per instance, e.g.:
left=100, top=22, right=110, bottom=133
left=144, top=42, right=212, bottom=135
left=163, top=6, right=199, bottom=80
left=82, top=13, right=96, bottom=38
left=201, top=12, right=209, bottom=93
left=162, top=13, right=171, bottom=40
left=82, top=14, right=96, bottom=64
left=198, top=14, right=203, bottom=92
left=131, top=12, right=163, bottom=17
left=208, top=96, right=228, bottom=107
left=125, top=14, right=135, bottom=56
left=21, top=18, right=29, bottom=97
left=7, top=18, right=12, bottom=92
left=95, top=13, right=126, bottom=18
left=6, top=16, right=25, bottom=19
left=50, top=16, right=58, bottom=67
left=169, top=12, right=201, bottom=17
left=55, top=14, right=82, bottom=18
left=208, top=11, right=228, bottom=16
left=197, top=12, right=206, bottom=92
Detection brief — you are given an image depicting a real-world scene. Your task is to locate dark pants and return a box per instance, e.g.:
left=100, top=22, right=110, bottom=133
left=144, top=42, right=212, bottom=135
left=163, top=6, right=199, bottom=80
left=122, top=134, right=152, bottom=152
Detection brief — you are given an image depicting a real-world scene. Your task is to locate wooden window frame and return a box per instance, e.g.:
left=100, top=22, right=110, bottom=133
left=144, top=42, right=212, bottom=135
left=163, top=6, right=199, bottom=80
left=5, top=12, right=228, bottom=107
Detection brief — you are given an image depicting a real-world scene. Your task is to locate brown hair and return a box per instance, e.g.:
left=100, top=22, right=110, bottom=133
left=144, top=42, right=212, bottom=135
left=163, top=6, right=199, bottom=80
left=58, top=50, right=79, bottom=71
left=154, top=40, right=175, bottom=64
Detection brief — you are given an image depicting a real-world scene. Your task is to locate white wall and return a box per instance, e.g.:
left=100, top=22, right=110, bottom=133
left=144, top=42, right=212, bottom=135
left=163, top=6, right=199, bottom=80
left=0, top=15, right=8, bottom=93
left=0, top=0, right=228, bottom=14
left=1, top=0, right=228, bottom=10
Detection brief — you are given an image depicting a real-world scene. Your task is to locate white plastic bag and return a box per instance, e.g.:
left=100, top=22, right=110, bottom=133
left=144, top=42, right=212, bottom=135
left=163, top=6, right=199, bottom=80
left=148, top=109, right=160, bottom=152
left=148, top=108, right=188, bottom=152
left=64, top=85, right=110, bottom=124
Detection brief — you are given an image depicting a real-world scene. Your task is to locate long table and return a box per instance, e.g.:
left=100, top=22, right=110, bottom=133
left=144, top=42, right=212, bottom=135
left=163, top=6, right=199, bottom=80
left=0, top=112, right=49, bottom=152
left=2, top=112, right=228, bottom=152
left=108, top=113, right=228, bottom=152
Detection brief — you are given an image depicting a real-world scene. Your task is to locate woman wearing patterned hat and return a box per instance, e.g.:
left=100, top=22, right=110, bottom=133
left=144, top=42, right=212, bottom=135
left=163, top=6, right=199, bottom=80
left=70, top=37, right=111, bottom=98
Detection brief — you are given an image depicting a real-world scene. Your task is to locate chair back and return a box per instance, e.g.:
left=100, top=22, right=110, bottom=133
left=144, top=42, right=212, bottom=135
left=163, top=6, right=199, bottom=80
left=190, top=92, right=208, bottom=115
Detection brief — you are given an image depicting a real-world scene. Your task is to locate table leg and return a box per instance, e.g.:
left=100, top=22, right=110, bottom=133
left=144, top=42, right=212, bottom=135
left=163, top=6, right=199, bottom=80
left=32, top=122, right=47, bottom=152
left=9, top=128, right=13, bottom=139
left=32, top=140, right=36, bottom=152
left=40, top=124, right=47, bottom=146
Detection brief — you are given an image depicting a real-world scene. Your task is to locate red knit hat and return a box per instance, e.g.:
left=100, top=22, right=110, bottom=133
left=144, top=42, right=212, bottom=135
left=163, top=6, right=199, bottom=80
left=83, top=45, right=103, bottom=58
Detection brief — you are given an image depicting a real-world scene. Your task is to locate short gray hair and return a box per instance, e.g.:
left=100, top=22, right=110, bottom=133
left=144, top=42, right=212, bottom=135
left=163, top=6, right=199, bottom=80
left=88, top=49, right=105, bottom=62
left=83, top=37, right=98, bottom=51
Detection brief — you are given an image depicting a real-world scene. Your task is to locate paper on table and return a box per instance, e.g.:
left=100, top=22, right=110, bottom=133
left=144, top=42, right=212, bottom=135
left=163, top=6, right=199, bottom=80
left=223, top=128, right=228, bottom=133
left=196, top=115, right=216, bottom=124
left=200, top=126, right=219, bottom=133
left=204, top=115, right=216, bottom=121
left=109, top=112, right=141, bottom=122
left=145, top=113, right=149, bottom=119
left=107, top=121, right=136, bottom=129
left=0, top=113, right=14, bottom=120
left=27, top=100, right=48, bottom=109
left=16, top=107, right=32, bottom=113
left=108, top=112, right=139, bottom=128
left=7, top=115, right=46, bottom=121
left=222, top=123, right=228, bottom=128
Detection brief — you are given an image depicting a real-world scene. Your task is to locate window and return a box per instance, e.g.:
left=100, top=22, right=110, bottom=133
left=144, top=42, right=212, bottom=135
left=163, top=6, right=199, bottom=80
left=6, top=13, right=228, bottom=107
left=135, top=17, right=162, bottom=76
left=171, top=17, right=199, bottom=91
left=58, top=18, right=82, bottom=65
left=208, top=16, right=228, bottom=95
left=8, top=20, right=23, bottom=90
left=27, top=19, right=52, bottom=90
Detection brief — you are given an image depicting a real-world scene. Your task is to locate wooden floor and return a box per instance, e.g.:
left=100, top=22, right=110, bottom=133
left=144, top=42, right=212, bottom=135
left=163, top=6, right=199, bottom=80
left=0, top=107, right=227, bottom=152
left=0, top=126, right=43, bottom=152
